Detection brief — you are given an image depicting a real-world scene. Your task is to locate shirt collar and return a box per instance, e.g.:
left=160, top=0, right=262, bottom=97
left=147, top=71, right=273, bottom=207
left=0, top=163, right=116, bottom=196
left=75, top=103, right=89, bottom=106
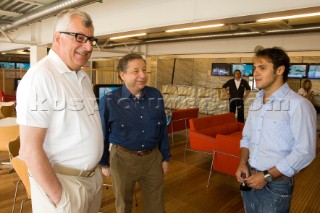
left=121, top=85, right=148, bottom=99
left=257, top=83, right=290, bottom=102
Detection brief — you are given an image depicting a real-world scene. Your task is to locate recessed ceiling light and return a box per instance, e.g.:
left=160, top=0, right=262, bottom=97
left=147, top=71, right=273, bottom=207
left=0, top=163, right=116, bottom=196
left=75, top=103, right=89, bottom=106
left=110, top=33, right=146, bottom=40
left=165, top=24, right=224, bottom=33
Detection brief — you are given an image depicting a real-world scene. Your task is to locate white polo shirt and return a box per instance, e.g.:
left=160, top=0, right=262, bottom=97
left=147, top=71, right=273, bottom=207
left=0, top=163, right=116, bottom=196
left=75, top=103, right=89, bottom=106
left=16, top=50, right=103, bottom=170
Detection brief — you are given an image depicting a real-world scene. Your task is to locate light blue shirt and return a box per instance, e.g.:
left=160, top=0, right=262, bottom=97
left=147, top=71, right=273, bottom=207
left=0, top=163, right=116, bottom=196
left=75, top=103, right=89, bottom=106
left=241, top=83, right=316, bottom=177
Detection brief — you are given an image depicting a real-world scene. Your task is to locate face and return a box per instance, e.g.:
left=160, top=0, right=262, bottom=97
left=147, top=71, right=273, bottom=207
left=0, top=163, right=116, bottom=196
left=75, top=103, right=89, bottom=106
left=234, top=71, right=241, bottom=80
left=53, top=16, right=94, bottom=71
left=253, top=57, right=284, bottom=93
left=305, top=82, right=311, bottom=89
left=120, top=59, right=148, bottom=94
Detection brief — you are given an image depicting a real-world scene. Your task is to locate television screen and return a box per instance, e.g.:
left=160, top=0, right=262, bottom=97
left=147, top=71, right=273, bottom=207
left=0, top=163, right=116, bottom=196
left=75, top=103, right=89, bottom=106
left=231, top=64, right=253, bottom=77
left=0, top=62, right=15, bottom=69
left=93, top=84, right=122, bottom=104
left=288, top=64, right=307, bottom=78
left=307, top=64, right=320, bottom=79
left=16, top=62, right=30, bottom=69
left=211, top=63, right=231, bottom=76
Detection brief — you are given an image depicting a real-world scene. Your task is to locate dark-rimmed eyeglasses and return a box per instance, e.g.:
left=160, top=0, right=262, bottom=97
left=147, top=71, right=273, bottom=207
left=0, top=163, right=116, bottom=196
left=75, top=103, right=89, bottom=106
left=59, top=32, right=97, bottom=45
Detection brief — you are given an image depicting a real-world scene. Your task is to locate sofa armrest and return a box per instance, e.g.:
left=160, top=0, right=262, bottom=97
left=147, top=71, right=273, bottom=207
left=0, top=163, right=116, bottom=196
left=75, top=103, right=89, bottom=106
left=214, top=134, right=241, bottom=156
left=188, top=130, right=217, bottom=152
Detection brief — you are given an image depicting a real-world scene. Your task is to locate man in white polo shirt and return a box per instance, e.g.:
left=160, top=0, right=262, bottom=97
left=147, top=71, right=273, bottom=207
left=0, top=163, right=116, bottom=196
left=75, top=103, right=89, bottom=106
left=16, top=9, right=103, bottom=213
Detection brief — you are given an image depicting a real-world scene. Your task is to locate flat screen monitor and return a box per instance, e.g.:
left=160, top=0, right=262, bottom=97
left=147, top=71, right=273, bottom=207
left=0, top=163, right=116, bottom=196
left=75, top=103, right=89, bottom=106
left=93, top=84, right=122, bottom=104
left=0, top=62, right=15, bottom=69
left=211, top=63, right=231, bottom=76
left=16, top=62, right=30, bottom=69
left=231, top=64, right=253, bottom=77
left=307, top=64, right=320, bottom=79
left=288, top=64, right=307, bottom=78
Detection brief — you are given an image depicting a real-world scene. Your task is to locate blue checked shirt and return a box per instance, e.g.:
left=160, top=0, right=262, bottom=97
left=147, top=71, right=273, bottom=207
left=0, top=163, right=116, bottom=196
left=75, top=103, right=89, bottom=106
left=99, top=85, right=171, bottom=166
left=241, top=83, right=316, bottom=177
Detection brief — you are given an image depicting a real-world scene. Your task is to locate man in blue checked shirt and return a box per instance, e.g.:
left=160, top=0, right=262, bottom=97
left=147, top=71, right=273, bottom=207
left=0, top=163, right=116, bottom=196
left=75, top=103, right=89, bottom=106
left=99, top=53, right=170, bottom=213
left=236, top=47, right=316, bottom=213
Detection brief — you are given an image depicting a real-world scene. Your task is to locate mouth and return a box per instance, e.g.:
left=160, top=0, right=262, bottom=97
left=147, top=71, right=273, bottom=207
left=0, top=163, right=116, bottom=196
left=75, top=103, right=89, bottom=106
left=76, top=51, right=89, bottom=56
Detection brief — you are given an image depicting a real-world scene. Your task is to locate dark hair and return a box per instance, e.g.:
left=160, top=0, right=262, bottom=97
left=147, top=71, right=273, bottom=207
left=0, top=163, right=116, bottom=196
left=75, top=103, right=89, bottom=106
left=234, top=69, right=241, bottom=77
left=302, top=79, right=312, bottom=93
left=254, top=47, right=290, bottom=82
left=118, top=53, right=145, bottom=74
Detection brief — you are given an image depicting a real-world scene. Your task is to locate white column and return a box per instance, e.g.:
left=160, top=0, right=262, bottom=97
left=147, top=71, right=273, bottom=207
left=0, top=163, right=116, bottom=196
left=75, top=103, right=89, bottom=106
left=30, top=45, right=47, bottom=66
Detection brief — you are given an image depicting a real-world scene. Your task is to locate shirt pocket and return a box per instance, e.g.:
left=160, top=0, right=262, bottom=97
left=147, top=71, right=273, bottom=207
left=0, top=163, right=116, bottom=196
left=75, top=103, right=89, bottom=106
left=152, top=119, right=164, bottom=139
left=114, top=120, right=139, bottom=142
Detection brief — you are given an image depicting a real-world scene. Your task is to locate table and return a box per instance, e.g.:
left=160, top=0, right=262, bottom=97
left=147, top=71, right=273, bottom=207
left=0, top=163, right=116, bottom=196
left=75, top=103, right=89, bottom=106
left=0, top=117, right=17, bottom=127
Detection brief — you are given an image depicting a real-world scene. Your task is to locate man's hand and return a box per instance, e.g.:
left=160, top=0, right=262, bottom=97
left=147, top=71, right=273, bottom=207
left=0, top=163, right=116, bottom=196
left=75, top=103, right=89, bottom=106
left=235, top=162, right=249, bottom=182
left=101, top=166, right=111, bottom=177
left=162, top=161, right=169, bottom=176
left=245, top=173, right=267, bottom=189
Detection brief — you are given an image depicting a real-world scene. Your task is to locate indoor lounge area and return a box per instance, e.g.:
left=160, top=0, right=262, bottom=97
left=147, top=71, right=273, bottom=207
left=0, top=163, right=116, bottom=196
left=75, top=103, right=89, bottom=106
left=1, top=0, right=320, bottom=212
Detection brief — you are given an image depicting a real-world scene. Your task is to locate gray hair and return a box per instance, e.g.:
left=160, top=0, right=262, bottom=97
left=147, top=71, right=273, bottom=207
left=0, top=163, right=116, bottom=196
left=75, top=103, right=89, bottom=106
left=54, top=9, right=94, bottom=32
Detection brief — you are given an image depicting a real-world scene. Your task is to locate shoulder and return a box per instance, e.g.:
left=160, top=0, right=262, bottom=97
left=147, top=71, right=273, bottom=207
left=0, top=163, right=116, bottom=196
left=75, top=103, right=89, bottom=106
left=144, top=86, right=163, bottom=98
left=286, top=90, right=315, bottom=112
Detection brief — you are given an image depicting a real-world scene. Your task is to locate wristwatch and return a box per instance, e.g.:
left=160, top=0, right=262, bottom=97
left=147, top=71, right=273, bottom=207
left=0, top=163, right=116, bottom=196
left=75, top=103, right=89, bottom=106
left=263, top=170, right=273, bottom=182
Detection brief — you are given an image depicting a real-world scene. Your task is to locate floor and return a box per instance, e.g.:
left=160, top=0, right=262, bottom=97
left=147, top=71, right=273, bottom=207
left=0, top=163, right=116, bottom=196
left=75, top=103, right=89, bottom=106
left=1, top=129, right=320, bottom=213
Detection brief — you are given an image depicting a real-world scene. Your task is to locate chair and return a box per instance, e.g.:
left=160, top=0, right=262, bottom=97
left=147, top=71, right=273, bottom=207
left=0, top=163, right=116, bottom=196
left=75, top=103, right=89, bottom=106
left=8, top=137, right=31, bottom=213
left=206, top=134, right=241, bottom=187
left=0, top=102, right=16, bottom=119
left=103, top=175, right=138, bottom=207
left=0, top=124, right=20, bottom=171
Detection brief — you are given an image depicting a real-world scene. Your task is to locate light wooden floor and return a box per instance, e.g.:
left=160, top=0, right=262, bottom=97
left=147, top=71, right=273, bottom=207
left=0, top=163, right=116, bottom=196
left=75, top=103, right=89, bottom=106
left=1, top=132, right=319, bottom=213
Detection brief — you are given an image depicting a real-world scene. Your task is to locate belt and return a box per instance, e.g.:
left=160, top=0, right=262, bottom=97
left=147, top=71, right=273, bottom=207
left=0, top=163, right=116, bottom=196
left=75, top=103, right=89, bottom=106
left=249, top=166, right=292, bottom=181
left=116, top=145, right=155, bottom=156
left=53, top=164, right=97, bottom=177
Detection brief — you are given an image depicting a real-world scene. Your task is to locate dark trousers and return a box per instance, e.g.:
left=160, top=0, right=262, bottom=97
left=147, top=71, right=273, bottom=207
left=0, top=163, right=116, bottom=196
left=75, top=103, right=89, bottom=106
left=229, top=98, right=245, bottom=123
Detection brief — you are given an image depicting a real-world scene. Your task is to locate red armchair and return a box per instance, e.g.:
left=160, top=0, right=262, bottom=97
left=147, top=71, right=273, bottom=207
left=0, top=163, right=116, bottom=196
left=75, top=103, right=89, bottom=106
left=186, top=113, right=244, bottom=186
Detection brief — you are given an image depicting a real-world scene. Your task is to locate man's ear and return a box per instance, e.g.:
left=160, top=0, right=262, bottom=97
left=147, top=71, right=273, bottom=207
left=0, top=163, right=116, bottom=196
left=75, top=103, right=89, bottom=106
left=276, top=65, right=285, bottom=75
left=53, top=32, right=61, bottom=45
left=119, top=71, right=125, bottom=81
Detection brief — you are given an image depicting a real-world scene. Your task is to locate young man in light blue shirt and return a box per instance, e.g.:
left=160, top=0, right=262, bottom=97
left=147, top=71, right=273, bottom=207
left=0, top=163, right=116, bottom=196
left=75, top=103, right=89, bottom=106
left=236, top=47, right=316, bottom=213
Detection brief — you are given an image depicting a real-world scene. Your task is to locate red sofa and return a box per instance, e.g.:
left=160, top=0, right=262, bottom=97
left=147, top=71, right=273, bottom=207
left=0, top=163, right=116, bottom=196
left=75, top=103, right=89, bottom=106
left=167, top=108, right=199, bottom=143
left=0, top=90, right=16, bottom=102
left=187, top=113, right=244, bottom=186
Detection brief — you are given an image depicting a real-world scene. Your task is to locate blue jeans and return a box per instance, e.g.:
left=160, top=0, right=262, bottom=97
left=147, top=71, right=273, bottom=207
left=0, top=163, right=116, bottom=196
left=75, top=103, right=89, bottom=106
left=241, top=179, right=294, bottom=213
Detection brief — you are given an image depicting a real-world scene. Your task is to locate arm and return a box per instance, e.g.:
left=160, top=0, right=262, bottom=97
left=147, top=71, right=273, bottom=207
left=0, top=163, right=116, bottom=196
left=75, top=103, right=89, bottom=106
left=99, top=95, right=111, bottom=177
left=235, top=147, right=250, bottom=182
left=19, top=125, right=62, bottom=206
left=158, top=93, right=171, bottom=175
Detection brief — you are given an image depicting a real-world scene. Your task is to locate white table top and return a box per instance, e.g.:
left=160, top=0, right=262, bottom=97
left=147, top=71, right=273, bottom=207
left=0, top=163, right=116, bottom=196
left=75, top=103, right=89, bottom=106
left=0, top=102, right=15, bottom=107
left=0, top=117, right=17, bottom=127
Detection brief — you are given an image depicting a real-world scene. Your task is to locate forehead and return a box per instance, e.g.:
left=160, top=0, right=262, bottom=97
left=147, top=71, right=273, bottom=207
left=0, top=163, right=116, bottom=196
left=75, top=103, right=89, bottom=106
left=253, top=56, right=273, bottom=65
left=127, top=59, right=146, bottom=67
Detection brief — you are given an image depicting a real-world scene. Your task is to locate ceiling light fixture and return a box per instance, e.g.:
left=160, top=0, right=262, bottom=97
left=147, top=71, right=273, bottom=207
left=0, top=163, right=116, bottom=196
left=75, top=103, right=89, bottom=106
left=110, top=33, right=146, bottom=40
left=165, top=24, right=224, bottom=33
left=257, top=12, right=320, bottom=22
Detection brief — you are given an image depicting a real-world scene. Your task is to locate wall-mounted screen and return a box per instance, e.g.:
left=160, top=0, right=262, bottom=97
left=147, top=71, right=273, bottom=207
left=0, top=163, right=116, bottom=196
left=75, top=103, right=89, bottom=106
left=16, top=62, right=30, bottom=70
left=93, top=84, right=122, bottom=104
left=211, top=63, right=231, bottom=76
left=0, top=62, right=15, bottom=69
left=288, top=64, right=307, bottom=78
left=231, top=64, right=253, bottom=77
left=307, top=64, right=320, bottom=79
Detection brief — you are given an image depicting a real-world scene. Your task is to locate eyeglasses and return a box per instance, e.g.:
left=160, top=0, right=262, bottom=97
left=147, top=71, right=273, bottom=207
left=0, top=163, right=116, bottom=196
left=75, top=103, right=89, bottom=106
left=59, top=32, right=97, bottom=45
